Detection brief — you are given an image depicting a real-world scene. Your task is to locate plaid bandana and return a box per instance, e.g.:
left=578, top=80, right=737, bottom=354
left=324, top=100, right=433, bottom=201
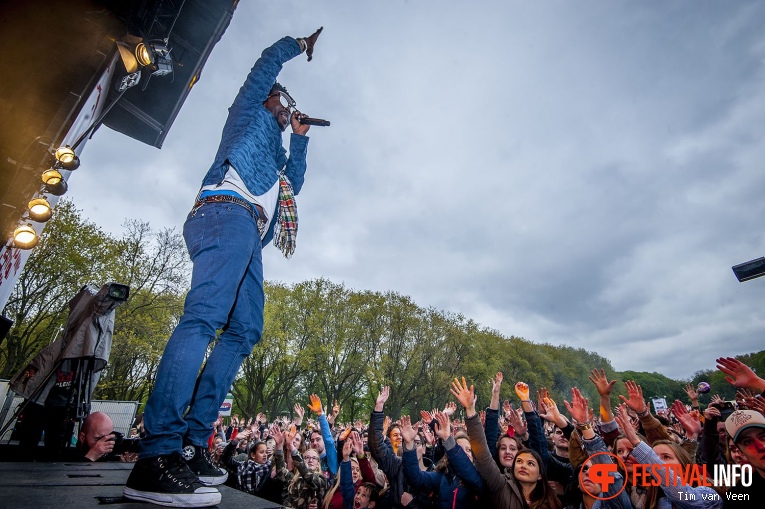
left=273, top=171, right=298, bottom=258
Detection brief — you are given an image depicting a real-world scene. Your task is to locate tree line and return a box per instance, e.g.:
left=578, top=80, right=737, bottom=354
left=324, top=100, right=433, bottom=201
left=1, top=200, right=759, bottom=421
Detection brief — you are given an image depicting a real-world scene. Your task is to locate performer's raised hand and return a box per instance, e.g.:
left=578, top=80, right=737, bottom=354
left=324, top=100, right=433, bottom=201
left=300, top=27, right=323, bottom=61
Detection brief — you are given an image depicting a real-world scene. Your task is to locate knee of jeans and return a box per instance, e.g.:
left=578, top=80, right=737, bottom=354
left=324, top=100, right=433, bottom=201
left=220, top=326, right=261, bottom=353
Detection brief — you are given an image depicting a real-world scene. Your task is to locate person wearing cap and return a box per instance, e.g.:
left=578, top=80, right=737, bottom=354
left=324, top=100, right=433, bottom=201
left=723, top=409, right=765, bottom=508
left=715, top=357, right=765, bottom=508
left=123, top=27, right=324, bottom=508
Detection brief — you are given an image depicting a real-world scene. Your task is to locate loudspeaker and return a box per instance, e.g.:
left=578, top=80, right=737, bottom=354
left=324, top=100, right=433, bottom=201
left=0, top=315, right=13, bottom=345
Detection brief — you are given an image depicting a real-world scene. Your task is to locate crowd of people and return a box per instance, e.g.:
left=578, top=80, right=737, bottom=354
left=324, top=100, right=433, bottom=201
left=117, top=355, right=762, bottom=509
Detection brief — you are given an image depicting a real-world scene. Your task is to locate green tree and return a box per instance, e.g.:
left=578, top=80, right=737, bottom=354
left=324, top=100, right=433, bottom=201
left=94, top=220, right=189, bottom=401
left=0, top=200, right=119, bottom=378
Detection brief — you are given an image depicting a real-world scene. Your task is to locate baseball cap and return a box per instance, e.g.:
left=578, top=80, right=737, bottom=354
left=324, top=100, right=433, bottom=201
left=725, top=409, right=765, bottom=442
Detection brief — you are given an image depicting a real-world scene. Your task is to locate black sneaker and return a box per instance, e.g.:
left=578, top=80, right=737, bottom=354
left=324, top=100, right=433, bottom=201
left=123, top=452, right=221, bottom=507
left=182, top=442, right=228, bottom=486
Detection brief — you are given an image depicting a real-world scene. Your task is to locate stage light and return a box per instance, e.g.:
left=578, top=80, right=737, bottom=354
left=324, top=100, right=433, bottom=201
left=42, top=169, right=68, bottom=196
left=135, top=42, right=153, bottom=67
left=13, top=225, right=39, bottom=249
left=54, top=146, right=79, bottom=170
left=42, top=169, right=63, bottom=185
left=28, top=198, right=52, bottom=222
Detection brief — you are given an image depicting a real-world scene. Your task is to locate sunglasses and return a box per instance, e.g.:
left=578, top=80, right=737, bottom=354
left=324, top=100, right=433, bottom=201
left=269, top=91, right=296, bottom=110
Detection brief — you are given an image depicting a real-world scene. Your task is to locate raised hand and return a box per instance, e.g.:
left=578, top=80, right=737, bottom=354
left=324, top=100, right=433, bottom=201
left=350, top=431, right=364, bottom=457
left=300, top=27, right=323, bottom=62
left=375, top=386, right=390, bottom=412
left=563, top=387, right=591, bottom=424
left=716, top=357, right=765, bottom=392
left=703, top=406, right=721, bottom=421
left=683, top=383, right=699, bottom=402
left=307, top=394, right=324, bottom=416
left=442, top=401, right=457, bottom=416
left=543, top=396, right=569, bottom=428
left=420, top=410, right=434, bottom=424
left=400, top=415, right=418, bottom=446
left=489, top=372, right=503, bottom=410
left=434, top=411, right=452, bottom=441
left=382, top=416, right=391, bottom=438
left=744, top=395, right=765, bottom=415
left=536, top=389, right=550, bottom=419
left=589, top=368, right=617, bottom=397
left=505, top=405, right=527, bottom=437
left=709, top=394, right=724, bottom=407
left=422, top=425, right=436, bottom=446
left=450, top=377, right=476, bottom=416
left=332, top=400, right=341, bottom=417
left=671, top=400, right=701, bottom=439
left=491, top=372, right=504, bottom=395
left=615, top=404, right=641, bottom=446
left=515, top=382, right=530, bottom=401
left=271, top=424, right=284, bottom=447
left=736, top=388, right=757, bottom=408
left=618, top=380, right=647, bottom=414
left=342, top=436, right=353, bottom=461
left=293, top=403, right=305, bottom=425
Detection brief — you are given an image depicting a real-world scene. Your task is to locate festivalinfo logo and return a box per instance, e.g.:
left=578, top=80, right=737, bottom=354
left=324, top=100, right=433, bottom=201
left=582, top=452, right=754, bottom=502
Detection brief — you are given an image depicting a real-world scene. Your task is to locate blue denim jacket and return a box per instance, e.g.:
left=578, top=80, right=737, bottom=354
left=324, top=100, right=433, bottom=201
left=202, top=36, right=309, bottom=245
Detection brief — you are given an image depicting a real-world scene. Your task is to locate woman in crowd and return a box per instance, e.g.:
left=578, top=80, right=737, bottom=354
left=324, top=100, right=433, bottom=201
left=450, top=376, right=562, bottom=509
left=325, top=431, right=377, bottom=509
left=274, top=426, right=329, bottom=509
left=614, top=405, right=723, bottom=509
left=400, top=413, right=483, bottom=509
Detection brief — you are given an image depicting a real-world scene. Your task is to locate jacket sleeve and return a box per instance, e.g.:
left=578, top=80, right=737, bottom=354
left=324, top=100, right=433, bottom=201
left=700, top=418, right=724, bottom=470
left=631, top=441, right=723, bottom=509
left=401, top=446, right=441, bottom=492
left=285, top=134, right=308, bottom=195
left=231, top=37, right=301, bottom=114
left=526, top=410, right=573, bottom=485
left=319, top=413, right=338, bottom=475
left=274, top=450, right=292, bottom=482
left=443, top=435, right=484, bottom=493
left=484, top=407, right=500, bottom=460
left=339, top=460, right=356, bottom=509
left=465, top=413, right=509, bottom=494
left=640, top=412, right=671, bottom=445
left=222, top=440, right=242, bottom=470
left=368, top=411, right=401, bottom=478
left=581, top=433, right=632, bottom=509
left=294, top=451, right=329, bottom=492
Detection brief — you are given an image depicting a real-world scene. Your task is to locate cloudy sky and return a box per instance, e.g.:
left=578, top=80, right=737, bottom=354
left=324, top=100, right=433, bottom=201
left=68, top=1, right=765, bottom=379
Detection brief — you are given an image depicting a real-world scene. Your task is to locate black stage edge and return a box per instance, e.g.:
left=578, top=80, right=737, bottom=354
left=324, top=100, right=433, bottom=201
left=0, top=461, right=284, bottom=508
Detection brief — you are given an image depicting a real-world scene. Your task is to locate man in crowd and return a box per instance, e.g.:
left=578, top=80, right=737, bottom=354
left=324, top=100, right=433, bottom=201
left=124, top=27, right=324, bottom=508
left=78, top=411, right=115, bottom=462
left=716, top=356, right=765, bottom=508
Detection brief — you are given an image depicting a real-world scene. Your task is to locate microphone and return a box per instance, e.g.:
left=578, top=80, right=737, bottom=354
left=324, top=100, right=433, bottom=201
left=299, top=117, right=331, bottom=127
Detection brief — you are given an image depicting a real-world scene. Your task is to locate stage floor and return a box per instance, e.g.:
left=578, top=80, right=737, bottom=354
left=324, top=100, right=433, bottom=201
left=0, top=461, right=283, bottom=508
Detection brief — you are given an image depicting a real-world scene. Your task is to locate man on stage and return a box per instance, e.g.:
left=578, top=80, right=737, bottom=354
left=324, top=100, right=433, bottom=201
left=124, top=27, right=323, bottom=508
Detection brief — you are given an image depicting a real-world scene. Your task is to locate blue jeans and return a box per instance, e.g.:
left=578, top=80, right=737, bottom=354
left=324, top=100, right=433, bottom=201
left=140, top=202, right=264, bottom=458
